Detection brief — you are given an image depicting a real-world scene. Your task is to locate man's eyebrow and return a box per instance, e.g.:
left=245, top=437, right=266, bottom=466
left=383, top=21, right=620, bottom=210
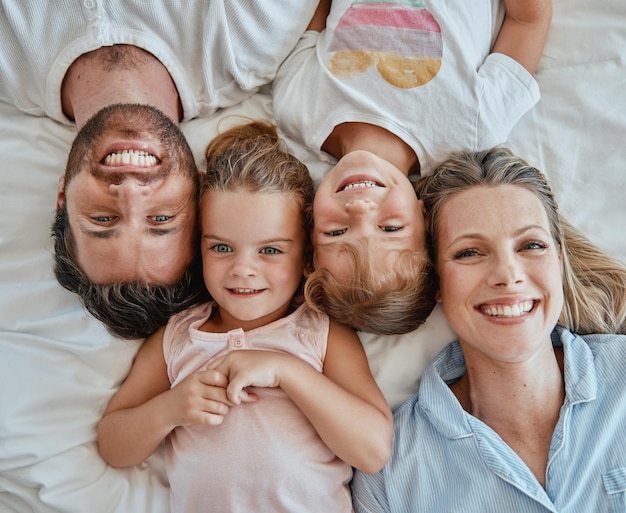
left=148, top=225, right=183, bottom=236
left=81, top=225, right=183, bottom=238
left=81, top=228, right=115, bottom=239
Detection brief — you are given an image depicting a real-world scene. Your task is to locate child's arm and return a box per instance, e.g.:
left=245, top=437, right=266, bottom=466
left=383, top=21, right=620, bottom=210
left=307, top=0, right=330, bottom=32
left=97, top=327, right=232, bottom=467
left=492, top=0, right=553, bottom=74
left=210, top=320, right=393, bottom=474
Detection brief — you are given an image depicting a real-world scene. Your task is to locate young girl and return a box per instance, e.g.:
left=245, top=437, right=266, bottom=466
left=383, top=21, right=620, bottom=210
left=97, top=120, right=392, bottom=513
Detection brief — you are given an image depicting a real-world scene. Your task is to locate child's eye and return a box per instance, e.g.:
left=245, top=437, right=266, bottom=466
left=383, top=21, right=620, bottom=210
left=211, top=244, right=231, bottom=253
left=381, top=226, right=402, bottom=232
left=151, top=215, right=171, bottom=223
left=261, top=247, right=281, bottom=255
left=324, top=228, right=347, bottom=237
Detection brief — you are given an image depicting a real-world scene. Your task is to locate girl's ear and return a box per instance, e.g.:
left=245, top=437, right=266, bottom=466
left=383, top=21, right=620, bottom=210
left=435, top=290, right=442, bottom=303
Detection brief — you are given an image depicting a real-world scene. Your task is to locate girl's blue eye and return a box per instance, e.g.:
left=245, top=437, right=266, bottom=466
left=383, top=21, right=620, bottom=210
left=381, top=226, right=401, bottom=232
left=213, top=244, right=231, bottom=253
left=153, top=215, right=170, bottom=222
left=261, top=247, right=281, bottom=255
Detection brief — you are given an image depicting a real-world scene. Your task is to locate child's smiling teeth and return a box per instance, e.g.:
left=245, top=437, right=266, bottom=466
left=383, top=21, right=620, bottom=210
left=104, top=149, right=159, bottom=166
left=480, top=300, right=534, bottom=318
left=341, top=180, right=379, bottom=191
left=231, top=288, right=260, bottom=294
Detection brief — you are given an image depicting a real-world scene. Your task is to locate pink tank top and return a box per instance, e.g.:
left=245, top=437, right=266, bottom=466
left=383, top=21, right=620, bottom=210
left=162, top=302, right=354, bottom=513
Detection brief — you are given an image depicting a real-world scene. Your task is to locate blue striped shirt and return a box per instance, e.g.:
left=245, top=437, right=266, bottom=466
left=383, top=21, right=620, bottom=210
left=352, top=328, right=626, bottom=512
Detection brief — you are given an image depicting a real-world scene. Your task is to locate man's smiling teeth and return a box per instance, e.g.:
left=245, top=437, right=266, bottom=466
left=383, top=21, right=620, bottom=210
left=104, top=149, right=158, bottom=167
left=481, top=300, right=534, bottom=318
left=231, top=288, right=260, bottom=294
left=341, top=180, right=379, bottom=191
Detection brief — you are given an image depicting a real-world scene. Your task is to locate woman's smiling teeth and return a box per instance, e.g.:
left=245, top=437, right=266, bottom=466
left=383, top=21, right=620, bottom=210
left=104, top=149, right=158, bottom=167
left=480, top=300, right=534, bottom=318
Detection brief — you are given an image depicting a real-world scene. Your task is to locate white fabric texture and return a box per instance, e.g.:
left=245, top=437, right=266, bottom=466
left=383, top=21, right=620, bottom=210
left=1, top=0, right=625, bottom=511
left=0, top=0, right=316, bottom=123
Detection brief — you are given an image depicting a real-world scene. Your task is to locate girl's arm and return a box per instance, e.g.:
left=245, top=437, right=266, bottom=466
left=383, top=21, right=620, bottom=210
left=97, top=327, right=231, bottom=467
left=211, top=320, right=393, bottom=474
left=492, top=0, right=553, bottom=74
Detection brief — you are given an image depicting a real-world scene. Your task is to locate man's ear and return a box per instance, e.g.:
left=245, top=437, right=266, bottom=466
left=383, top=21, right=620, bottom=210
left=56, top=175, right=66, bottom=209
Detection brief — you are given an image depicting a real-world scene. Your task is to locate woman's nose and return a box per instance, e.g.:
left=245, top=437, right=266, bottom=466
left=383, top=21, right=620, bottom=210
left=488, top=252, right=524, bottom=287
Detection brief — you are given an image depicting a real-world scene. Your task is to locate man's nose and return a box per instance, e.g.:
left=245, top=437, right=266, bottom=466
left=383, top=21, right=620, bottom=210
left=109, top=180, right=152, bottom=206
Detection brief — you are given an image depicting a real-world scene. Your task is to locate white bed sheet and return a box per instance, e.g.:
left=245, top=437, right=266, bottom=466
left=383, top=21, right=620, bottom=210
left=1, top=0, right=625, bottom=511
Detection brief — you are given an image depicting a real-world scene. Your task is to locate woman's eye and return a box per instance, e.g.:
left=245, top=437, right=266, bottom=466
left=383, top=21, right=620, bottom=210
left=152, top=215, right=171, bottom=223
left=324, top=228, right=347, bottom=237
left=523, top=241, right=548, bottom=251
left=381, top=226, right=401, bottom=232
left=261, top=247, right=281, bottom=255
left=212, top=244, right=231, bottom=253
left=455, top=248, right=479, bottom=259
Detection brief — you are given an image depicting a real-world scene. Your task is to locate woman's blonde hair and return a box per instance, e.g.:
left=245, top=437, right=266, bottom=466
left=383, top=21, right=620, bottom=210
left=304, top=241, right=437, bottom=335
left=416, top=147, right=626, bottom=335
left=203, top=120, right=315, bottom=271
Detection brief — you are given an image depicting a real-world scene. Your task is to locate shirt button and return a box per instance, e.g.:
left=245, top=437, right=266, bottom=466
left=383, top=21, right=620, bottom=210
left=234, top=338, right=244, bottom=348
left=84, top=0, right=95, bottom=8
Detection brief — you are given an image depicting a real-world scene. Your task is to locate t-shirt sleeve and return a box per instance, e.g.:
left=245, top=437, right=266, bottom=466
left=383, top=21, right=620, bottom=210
left=476, top=52, right=541, bottom=148
left=223, top=1, right=318, bottom=85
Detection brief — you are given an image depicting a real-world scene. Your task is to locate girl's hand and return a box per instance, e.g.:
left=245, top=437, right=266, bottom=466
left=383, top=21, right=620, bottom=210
left=167, top=369, right=233, bottom=426
left=208, top=350, right=287, bottom=404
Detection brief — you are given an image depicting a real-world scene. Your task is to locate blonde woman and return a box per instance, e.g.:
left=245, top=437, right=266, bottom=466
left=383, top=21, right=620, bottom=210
left=353, top=147, right=626, bottom=512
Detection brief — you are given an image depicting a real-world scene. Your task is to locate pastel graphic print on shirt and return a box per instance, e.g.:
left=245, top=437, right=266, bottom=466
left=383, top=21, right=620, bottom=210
left=327, top=0, right=442, bottom=88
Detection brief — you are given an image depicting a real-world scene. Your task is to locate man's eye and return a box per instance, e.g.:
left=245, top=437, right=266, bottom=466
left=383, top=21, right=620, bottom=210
left=381, top=226, right=401, bottom=232
left=324, top=228, right=347, bottom=237
left=261, top=247, right=281, bottom=255
left=212, top=244, right=231, bottom=253
left=92, top=216, right=114, bottom=223
left=152, top=215, right=171, bottom=222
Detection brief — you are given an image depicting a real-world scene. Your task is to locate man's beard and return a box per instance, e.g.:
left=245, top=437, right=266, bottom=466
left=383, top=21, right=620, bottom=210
left=63, top=103, right=197, bottom=185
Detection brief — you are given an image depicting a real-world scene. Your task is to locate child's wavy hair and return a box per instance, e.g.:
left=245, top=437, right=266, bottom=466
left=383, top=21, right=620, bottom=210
left=305, top=240, right=437, bottom=335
